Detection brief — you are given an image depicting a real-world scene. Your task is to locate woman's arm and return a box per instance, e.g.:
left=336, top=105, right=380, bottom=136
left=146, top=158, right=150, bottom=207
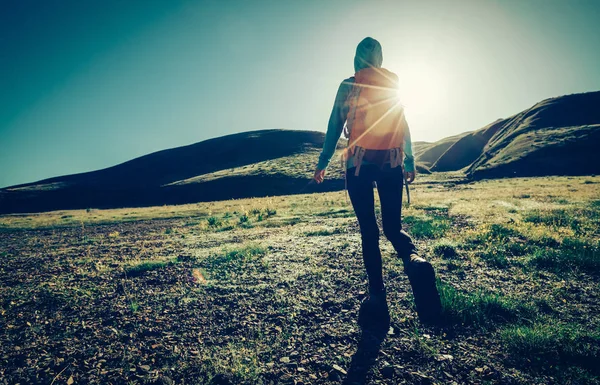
left=316, top=79, right=353, bottom=171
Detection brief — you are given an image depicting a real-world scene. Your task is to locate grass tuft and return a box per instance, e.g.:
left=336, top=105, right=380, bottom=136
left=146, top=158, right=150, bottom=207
left=432, top=240, right=458, bottom=259
left=437, top=281, right=535, bottom=326
left=529, top=237, right=600, bottom=274
left=404, top=215, right=450, bottom=239
left=524, top=209, right=580, bottom=231
left=501, top=322, right=600, bottom=374
left=304, top=228, right=342, bottom=236
left=126, top=261, right=170, bottom=277
left=203, top=244, right=267, bottom=281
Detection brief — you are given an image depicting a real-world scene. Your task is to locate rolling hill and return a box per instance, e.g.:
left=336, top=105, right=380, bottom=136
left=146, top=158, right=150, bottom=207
left=423, top=91, right=600, bottom=178
left=0, top=130, right=349, bottom=214
left=1, top=91, right=599, bottom=214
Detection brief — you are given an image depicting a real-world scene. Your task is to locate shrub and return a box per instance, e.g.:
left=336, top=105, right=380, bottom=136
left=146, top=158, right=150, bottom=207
left=207, top=216, right=222, bottom=227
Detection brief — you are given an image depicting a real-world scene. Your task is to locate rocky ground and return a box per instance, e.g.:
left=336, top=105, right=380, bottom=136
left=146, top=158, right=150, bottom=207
left=1, top=176, right=599, bottom=384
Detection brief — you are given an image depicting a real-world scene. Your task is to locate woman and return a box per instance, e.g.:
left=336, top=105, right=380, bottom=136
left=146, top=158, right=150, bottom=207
left=313, top=37, right=441, bottom=326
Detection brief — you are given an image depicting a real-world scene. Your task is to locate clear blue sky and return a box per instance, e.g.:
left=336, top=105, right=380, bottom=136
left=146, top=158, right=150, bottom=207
left=1, top=0, right=599, bottom=188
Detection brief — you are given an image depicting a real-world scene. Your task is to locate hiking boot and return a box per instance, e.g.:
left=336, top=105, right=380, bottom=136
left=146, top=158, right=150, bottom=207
left=358, top=287, right=390, bottom=331
left=404, top=254, right=442, bottom=325
left=403, top=253, right=428, bottom=271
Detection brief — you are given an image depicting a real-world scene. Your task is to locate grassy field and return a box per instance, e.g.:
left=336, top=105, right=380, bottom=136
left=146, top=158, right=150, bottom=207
left=1, top=174, right=599, bottom=384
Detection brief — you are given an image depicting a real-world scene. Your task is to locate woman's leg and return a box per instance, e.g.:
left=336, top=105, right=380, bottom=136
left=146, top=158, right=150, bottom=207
left=376, top=166, right=417, bottom=260
left=346, top=165, right=385, bottom=292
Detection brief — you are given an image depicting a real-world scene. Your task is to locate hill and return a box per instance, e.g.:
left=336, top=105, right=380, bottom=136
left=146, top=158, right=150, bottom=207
left=0, top=129, right=434, bottom=214
left=467, top=92, right=600, bottom=178
left=414, top=132, right=470, bottom=168
left=425, top=91, right=600, bottom=177
left=0, top=130, right=346, bottom=214
left=2, top=91, right=599, bottom=214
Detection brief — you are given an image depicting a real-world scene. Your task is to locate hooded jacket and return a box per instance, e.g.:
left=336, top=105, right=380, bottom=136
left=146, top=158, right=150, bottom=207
left=317, top=37, right=414, bottom=172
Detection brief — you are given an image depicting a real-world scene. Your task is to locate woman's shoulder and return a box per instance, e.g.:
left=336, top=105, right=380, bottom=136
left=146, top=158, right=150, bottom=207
left=341, top=76, right=355, bottom=86
left=338, top=76, right=355, bottom=95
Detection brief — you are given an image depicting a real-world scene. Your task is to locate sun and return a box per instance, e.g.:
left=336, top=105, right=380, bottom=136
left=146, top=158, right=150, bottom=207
left=389, top=59, right=450, bottom=140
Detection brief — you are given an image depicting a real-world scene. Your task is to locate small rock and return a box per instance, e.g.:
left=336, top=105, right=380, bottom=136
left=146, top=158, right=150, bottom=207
left=280, top=357, right=290, bottom=363
left=436, top=354, right=454, bottom=362
left=332, top=364, right=347, bottom=375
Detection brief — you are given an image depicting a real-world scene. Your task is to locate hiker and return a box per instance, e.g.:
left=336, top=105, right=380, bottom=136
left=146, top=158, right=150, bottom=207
left=313, top=37, right=441, bottom=326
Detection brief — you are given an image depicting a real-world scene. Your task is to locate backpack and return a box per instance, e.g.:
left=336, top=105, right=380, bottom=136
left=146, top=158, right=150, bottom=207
left=343, top=67, right=407, bottom=176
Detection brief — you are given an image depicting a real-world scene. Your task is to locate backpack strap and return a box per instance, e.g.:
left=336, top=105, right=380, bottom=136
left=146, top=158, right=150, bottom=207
left=345, top=81, right=362, bottom=140
left=389, top=147, right=403, bottom=169
left=353, top=146, right=367, bottom=176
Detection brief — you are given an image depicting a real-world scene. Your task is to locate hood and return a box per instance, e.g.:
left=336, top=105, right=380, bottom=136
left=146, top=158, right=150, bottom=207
left=354, top=37, right=383, bottom=73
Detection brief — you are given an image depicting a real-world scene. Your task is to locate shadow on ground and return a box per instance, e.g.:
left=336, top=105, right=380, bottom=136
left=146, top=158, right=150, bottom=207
left=343, top=301, right=389, bottom=385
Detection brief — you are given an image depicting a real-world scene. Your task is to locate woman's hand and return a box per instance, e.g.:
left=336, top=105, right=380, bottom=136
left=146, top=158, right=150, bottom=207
left=404, top=171, right=415, bottom=184
left=313, top=168, right=326, bottom=184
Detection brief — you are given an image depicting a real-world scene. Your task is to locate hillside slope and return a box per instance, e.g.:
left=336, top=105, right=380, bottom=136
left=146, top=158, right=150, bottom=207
left=0, top=130, right=345, bottom=214
left=430, top=119, right=506, bottom=172
left=420, top=91, right=600, bottom=177
left=414, top=132, right=470, bottom=168
left=467, top=91, right=600, bottom=178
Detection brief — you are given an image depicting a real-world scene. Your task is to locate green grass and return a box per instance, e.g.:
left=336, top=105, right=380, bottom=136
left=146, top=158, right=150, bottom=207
left=437, top=281, right=535, bottom=326
left=207, top=216, right=222, bottom=227
left=529, top=237, right=600, bottom=274
left=125, top=261, right=170, bottom=277
left=524, top=209, right=580, bottom=231
left=465, top=224, right=532, bottom=267
left=404, top=214, right=450, bottom=239
left=501, top=322, right=600, bottom=374
left=524, top=202, right=600, bottom=236
left=477, top=248, right=509, bottom=267
left=202, top=244, right=267, bottom=281
left=432, top=240, right=458, bottom=259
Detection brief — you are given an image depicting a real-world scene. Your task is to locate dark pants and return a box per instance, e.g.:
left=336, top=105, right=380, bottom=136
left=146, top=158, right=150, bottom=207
left=347, top=164, right=417, bottom=292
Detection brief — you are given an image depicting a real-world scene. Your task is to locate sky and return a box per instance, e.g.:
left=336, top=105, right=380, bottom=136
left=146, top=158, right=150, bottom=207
left=1, top=0, right=599, bottom=188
